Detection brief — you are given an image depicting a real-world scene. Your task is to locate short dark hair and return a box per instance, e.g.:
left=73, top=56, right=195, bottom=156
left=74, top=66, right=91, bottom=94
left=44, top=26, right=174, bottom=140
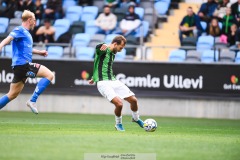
left=44, top=19, right=51, bottom=23
left=112, top=35, right=127, bottom=45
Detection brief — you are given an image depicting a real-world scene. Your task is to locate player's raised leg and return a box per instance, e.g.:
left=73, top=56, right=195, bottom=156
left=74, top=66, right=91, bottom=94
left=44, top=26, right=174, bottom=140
left=125, top=96, right=144, bottom=128
left=111, top=97, right=125, bottom=131
left=0, top=82, right=25, bottom=109
left=27, top=65, right=54, bottom=114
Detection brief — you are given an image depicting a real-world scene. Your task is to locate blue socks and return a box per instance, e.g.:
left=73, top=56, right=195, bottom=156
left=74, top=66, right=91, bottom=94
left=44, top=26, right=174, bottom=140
left=30, top=78, right=51, bottom=102
left=0, top=95, right=10, bottom=109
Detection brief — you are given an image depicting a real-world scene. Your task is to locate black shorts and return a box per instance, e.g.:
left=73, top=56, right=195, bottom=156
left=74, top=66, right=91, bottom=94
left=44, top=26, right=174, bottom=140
left=12, top=63, right=41, bottom=83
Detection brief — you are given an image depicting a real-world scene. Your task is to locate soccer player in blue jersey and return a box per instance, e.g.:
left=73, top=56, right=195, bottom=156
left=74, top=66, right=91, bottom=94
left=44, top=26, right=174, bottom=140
left=0, top=10, right=54, bottom=114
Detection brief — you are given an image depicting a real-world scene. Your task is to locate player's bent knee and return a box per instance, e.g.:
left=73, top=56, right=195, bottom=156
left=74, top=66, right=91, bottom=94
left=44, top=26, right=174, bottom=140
left=115, top=101, right=123, bottom=108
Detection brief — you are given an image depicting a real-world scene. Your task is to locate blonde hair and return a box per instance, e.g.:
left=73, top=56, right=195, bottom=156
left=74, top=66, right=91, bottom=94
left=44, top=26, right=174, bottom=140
left=22, top=10, right=35, bottom=22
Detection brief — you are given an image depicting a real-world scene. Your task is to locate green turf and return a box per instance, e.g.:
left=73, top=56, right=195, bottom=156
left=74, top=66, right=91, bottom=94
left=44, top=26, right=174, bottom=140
left=0, top=111, right=239, bottom=160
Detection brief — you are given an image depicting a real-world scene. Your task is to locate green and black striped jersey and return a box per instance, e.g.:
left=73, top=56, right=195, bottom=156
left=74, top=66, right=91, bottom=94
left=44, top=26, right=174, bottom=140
left=92, top=43, right=116, bottom=82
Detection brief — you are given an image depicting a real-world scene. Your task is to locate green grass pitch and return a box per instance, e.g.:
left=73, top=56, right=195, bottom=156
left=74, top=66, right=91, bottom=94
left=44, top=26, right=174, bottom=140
left=0, top=111, right=239, bottom=160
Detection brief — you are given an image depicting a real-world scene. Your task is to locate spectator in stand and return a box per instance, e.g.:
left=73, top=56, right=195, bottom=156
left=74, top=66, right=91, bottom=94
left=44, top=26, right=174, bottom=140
left=231, top=0, right=240, bottom=27
left=35, top=0, right=44, bottom=20
left=35, top=19, right=55, bottom=44
left=120, top=0, right=137, bottom=12
left=221, top=7, right=236, bottom=35
left=179, top=7, right=203, bottom=43
left=1, top=0, right=18, bottom=18
left=207, top=18, right=222, bottom=37
left=105, top=0, right=119, bottom=8
left=43, top=0, right=63, bottom=20
left=213, top=0, right=231, bottom=20
left=78, top=0, right=93, bottom=6
left=17, top=0, right=35, bottom=12
left=115, top=5, right=141, bottom=36
left=227, top=23, right=238, bottom=47
left=95, top=5, right=117, bottom=35
left=198, top=0, right=218, bottom=22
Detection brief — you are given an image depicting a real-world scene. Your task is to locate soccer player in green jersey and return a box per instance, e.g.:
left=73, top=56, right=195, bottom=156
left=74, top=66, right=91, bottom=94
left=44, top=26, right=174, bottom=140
left=89, top=35, right=144, bottom=131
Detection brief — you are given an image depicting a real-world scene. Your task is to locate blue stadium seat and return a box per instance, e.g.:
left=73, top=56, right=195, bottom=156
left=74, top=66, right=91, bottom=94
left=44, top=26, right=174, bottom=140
left=0, top=17, right=9, bottom=33
left=105, top=34, right=120, bottom=44
left=135, top=7, right=144, bottom=20
left=63, top=0, right=77, bottom=11
left=196, top=35, right=214, bottom=52
left=235, top=51, right=240, bottom=63
left=2, top=45, right=12, bottom=57
left=81, top=6, right=98, bottom=22
left=85, top=20, right=99, bottom=35
left=218, top=22, right=223, bottom=30
left=169, top=49, right=186, bottom=62
left=200, top=21, right=207, bottom=31
left=115, top=48, right=126, bottom=61
left=75, top=46, right=95, bottom=60
left=134, top=21, right=149, bottom=38
left=154, top=1, right=169, bottom=15
left=65, top=6, right=83, bottom=24
left=72, top=33, right=91, bottom=47
left=201, top=50, right=219, bottom=63
left=47, top=46, right=63, bottom=59
left=53, top=19, right=71, bottom=41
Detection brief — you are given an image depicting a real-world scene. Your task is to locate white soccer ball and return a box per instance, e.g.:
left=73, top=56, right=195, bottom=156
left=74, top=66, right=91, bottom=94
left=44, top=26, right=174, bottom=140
left=143, top=119, right=157, bottom=132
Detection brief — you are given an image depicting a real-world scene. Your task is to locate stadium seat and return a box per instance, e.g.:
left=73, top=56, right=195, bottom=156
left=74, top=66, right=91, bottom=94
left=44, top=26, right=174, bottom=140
left=47, top=46, right=63, bottom=59
left=185, top=50, right=201, bottom=62
left=69, top=21, right=85, bottom=35
left=75, top=46, right=95, bottom=60
left=53, top=19, right=70, bottom=41
left=219, top=50, right=235, bottom=63
left=134, top=21, right=149, bottom=38
left=63, top=0, right=77, bottom=12
left=93, top=0, right=105, bottom=11
left=169, top=49, right=186, bottom=62
left=2, top=45, right=12, bottom=57
left=201, top=50, right=219, bottom=63
left=115, top=48, right=126, bottom=61
left=196, top=35, right=214, bottom=52
left=143, top=7, right=157, bottom=33
left=14, top=11, right=23, bottom=18
left=154, top=1, right=169, bottom=16
left=65, top=6, right=83, bottom=24
left=72, top=33, right=91, bottom=47
left=0, top=17, right=9, bottom=33
left=105, top=34, right=120, bottom=44
left=235, top=51, right=240, bottom=63
left=135, top=7, right=144, bottom=20
left=85, top=20, right=99, bottom=35
left=88, top=34, right=105, bottom=47
left=81, top=6, right=98, bottom=22
left=181, top=37, right=197, bottom=46
left=113, top=8, right=126, bottom=22
left=7, top=18, right=22, bottom=33
left=200, top=21, right=207, bottom=31
left=218, top=22, right=223, bottom=30
left=139, top=0, right=154, bottom=9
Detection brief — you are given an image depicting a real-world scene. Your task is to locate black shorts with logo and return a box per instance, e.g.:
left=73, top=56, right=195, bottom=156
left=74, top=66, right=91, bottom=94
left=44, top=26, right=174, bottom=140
left=12, top=63, right=41, bottom=83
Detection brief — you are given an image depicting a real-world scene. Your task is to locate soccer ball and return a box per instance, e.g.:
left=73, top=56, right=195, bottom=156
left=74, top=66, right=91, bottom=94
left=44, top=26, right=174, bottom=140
left=143, top=119, right=157, bottom=132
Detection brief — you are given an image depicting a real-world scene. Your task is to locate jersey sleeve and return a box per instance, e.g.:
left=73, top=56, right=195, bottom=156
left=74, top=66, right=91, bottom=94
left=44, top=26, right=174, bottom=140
left=95, top=43, right=107, bottom=55
left=9, top=27, right=23, bottom=39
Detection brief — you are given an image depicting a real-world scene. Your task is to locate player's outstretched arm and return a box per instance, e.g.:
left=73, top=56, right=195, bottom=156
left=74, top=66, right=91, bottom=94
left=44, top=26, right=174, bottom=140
left=0, top=36, right=13, bottom=51
left=32, top=48, right=48, bottom=57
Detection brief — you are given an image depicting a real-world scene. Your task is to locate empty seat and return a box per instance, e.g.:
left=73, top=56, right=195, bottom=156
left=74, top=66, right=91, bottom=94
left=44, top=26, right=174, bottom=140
left=200, top=21, right=207, bottom=31
left=85, top=20, right=99, bottom=35
left=7, top=18, right=22, bottom=33
left=69, top=21, right=85, bottom=35
left=14, top=11, right=23, bottom=18
left=135, top=7, right=144, bottom=20
left=93, top=0, right=105, bottom=10
left=65, top=6, right=83, bottom=24
left=47, top=46, right=63, bottom=59
left=139, top=0, right=154, bottom=9
left=196, top=35, right=214, bottom=52
left=88, top=34, right=105, bottom=47
left=72, top=33, right=91, bottom=47
left=235, top=51, right=240, bottom=63
left=53, top=19, right=71, bottom=41
left=181, top=37, right=197, bottom=46
left=63, top=0, right=77, bottom=12
left=2, top=45, right=12, bottom=57
left=219, top=50, right=235, bottom=63
left=143, top=7, right=157, bottom=33
left=154, top=1, right=169, bottom=16
left=75, top=46, right=95, bottom=60
left=115, top=48, right=126, bottom=60
left=169, top=49, right=186, bottom=62
left=201, top=50, right=219, bottom=62
left=113, top=8, right=126, bottom=22
left=185, top=50, right=201, bottom=62
left=0, top=17, right=9, bottom=33
left=81, top=6, right=98, bottom=22
left=134, top=21, right=149, bottom=38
